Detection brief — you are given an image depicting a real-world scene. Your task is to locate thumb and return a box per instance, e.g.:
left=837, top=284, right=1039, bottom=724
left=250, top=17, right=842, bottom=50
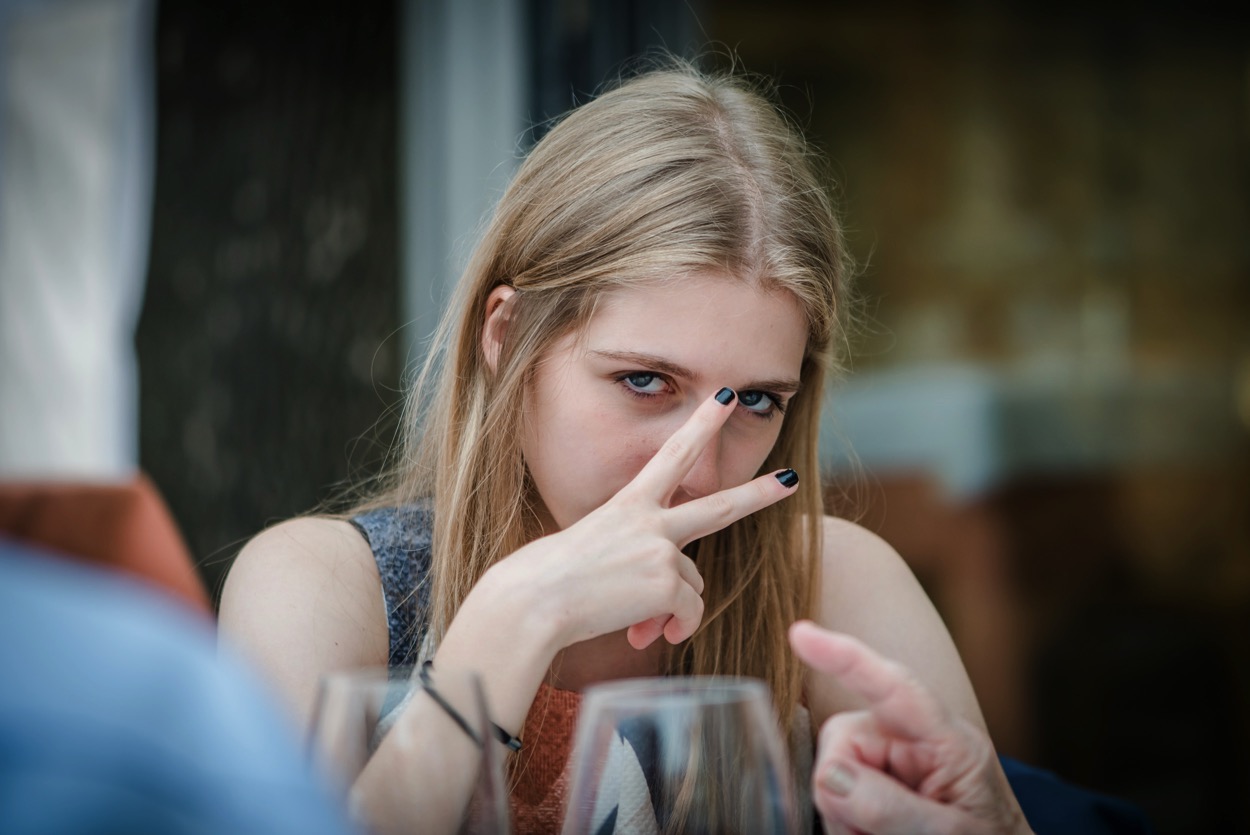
left=814, top=759, right=966, bottom=835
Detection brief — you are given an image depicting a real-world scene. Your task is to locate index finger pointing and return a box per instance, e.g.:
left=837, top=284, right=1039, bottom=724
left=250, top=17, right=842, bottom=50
left=789, top=620, right=950, bottom=741
left=628, top=387, right=737, bottom=500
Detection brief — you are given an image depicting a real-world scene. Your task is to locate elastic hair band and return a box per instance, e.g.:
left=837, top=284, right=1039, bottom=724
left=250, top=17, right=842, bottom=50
left=419, top=660, right=523, bottom=752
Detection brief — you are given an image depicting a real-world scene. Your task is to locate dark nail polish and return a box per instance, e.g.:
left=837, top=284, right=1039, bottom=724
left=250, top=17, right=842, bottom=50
left=776, top=469, right=799, bottom=488
left=715, top=387, right=736, bottom=405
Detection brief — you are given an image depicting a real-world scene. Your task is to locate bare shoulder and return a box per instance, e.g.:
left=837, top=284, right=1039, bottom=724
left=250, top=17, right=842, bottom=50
left=819, top=515, right=914, bottom=590
left=222, top=516, right=379, bottom=602
left=816, top=515, right=931, bottom=630
left=807, top=514, right=985, bottom=729
left=218, top=516, right=389, bottom=721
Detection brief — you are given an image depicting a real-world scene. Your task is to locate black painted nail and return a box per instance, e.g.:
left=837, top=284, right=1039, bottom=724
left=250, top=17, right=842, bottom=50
left=715, top=387, right=736, bottom=405
left=776, top=469, right=799, bottom=488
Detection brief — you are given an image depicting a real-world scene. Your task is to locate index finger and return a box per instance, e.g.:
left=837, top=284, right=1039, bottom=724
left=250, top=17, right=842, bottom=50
left=789, top=620, right=950, bottom=741
left=627, top=387, right=737, bottom=500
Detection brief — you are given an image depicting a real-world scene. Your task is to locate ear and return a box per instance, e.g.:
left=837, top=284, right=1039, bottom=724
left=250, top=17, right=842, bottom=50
left=480, top=285, right=517, bottom=373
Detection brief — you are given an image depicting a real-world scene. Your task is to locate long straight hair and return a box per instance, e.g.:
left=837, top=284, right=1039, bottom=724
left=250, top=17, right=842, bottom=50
left=364, top=62, right=852, bottom=737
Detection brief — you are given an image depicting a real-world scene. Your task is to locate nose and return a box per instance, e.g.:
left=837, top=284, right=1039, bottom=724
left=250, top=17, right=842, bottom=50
left=671, top=433, right=724, bottom=506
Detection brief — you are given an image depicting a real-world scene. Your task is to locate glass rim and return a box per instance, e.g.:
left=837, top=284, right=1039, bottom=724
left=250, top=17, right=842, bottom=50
left=317, top=664, right=484, bottom=689
left=580, top=675, right=771, bottom=708
left=319, top=665, right=412, bottom=687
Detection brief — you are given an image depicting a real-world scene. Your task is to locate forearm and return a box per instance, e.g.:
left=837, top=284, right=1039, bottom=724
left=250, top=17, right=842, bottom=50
left=350, top=561, right=563, bottom=833
left=431, top=559, right=564, bottom=738
left=352, top=689, right=495, bottom=835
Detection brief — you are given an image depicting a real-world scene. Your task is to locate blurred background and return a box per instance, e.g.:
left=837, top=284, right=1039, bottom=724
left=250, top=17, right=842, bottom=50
left=2, top=0, right=1246, bottom=832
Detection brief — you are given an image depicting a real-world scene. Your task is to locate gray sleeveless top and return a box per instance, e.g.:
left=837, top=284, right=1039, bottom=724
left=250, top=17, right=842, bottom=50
left=348, top=506, right=433, bottom=668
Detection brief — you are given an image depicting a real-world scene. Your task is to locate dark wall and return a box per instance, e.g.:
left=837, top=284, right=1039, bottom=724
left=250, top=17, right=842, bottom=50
left=527, top=0, right=705, bottom=143
left=711, top=2, right=1249, bottom=831
left=137, top=0, right=402, bottom=600
left=137, top=0, right=707, bottom=603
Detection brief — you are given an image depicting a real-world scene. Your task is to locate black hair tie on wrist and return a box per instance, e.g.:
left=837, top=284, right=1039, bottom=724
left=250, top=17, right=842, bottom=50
left=419, top=660, right=523, bottom=753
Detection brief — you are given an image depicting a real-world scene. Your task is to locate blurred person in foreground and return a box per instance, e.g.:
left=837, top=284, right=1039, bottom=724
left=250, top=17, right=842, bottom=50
left=0, top=536, right=357, bottom=835
left=0, top=3, right=352, bottom=832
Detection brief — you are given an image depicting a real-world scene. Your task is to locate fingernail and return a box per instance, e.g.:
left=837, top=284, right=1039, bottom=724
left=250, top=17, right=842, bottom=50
left=820, top=763, right=855, bottom=797
left=715, top=387, right=736, bottom=405
left=775, top=469, right=799, bottom=488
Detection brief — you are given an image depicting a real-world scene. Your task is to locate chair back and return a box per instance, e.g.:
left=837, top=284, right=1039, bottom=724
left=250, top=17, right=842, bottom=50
left=0, top=474, right=211, bottom=616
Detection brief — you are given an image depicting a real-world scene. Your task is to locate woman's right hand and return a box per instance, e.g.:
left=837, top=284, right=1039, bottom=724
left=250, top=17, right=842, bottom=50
left=488, top=387, right=800, bottom=653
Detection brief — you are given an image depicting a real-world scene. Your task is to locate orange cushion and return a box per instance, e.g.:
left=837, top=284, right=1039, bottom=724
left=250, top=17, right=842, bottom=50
left=0, top=474, right=212, bottom=616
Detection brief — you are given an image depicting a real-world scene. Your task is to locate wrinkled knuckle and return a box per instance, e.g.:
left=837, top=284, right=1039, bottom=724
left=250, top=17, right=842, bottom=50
left=754, top=477, right=774, bottom=503
left=818, top=712, right=857, bottom=748
left=659, top=437, right=690, bottom=466
left=705, top=492, right=737, bottom=525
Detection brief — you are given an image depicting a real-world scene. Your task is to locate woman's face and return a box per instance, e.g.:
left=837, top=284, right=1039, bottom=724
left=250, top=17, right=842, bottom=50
left=519, top=273, right=808, bottom=533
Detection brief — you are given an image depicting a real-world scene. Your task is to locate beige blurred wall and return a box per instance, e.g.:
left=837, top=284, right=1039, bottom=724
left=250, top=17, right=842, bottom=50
left=710, top=3, right=1250, bottom=830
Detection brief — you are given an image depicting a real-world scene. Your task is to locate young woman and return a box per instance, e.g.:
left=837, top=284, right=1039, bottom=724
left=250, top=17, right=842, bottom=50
left=219, top=63, right=1031, bottom=834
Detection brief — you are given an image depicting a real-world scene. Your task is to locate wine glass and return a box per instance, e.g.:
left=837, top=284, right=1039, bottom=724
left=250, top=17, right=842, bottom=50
left=562, top=677, right=799, bottom=835
left=308, top=665, right=510, bottom=835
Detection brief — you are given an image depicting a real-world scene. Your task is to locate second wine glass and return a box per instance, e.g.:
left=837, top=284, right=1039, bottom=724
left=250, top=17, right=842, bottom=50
left=562, top=677, right=799, bottom=835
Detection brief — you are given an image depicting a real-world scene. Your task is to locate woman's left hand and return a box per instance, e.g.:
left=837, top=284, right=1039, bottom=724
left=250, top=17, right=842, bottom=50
left=789, top=620, right=1034, bottom=835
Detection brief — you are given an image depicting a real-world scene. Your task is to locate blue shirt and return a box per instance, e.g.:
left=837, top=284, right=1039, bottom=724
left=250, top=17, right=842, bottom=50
left=0, top=538, right=357, bottom=835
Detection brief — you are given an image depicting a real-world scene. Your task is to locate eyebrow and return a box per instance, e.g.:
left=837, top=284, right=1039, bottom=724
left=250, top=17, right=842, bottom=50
left=587, top=349, right=802, bottom=394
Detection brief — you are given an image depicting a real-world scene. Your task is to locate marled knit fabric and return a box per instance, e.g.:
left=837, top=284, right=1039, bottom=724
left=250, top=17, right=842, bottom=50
left=514, top=683, right=582, bottom=834
left=348, top=505, right=432, bottom=668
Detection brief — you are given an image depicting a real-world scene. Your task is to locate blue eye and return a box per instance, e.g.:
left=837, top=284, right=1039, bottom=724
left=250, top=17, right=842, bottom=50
left=738, top=390, right=780, bottom=417
left=620, top=373, right=666, bottom=395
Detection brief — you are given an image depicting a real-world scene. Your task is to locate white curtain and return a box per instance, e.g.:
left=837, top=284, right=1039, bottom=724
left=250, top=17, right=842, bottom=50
left=0, top=0, right=154, bottom=479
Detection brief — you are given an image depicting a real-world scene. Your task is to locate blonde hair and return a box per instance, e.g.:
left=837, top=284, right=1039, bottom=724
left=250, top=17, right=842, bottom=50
left=369, top=62, right=851, bottom=735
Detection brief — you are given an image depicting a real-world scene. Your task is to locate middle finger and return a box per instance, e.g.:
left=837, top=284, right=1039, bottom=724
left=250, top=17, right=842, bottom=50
left=665, top=468, right=800, bottom=546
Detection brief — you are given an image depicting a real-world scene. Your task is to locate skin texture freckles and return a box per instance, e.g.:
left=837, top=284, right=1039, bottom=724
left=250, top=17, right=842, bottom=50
left=520, top=272, right=809, bottom=535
